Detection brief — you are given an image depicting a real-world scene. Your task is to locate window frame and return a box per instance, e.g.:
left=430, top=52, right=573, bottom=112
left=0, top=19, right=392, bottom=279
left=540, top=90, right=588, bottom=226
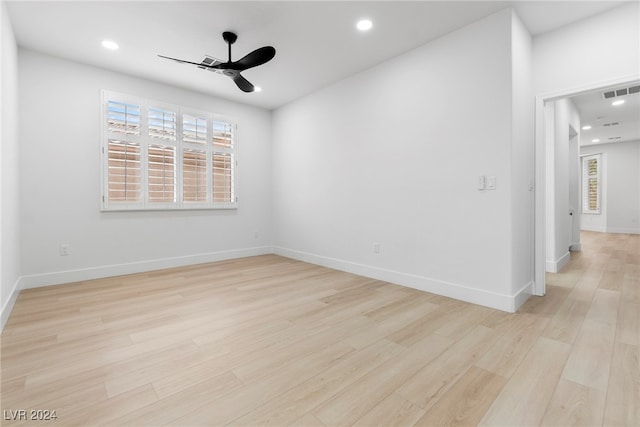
left=101, top=90, right=238, bottom=211
left=581, top=153, right=601, bottom=215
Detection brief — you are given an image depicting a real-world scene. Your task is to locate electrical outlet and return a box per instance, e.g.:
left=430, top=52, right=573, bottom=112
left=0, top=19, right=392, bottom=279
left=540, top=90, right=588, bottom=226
left=59, top=244, right=70, bottom=256
left=253, top=231, right=259, bottom=239
left=373, top=243, right=380, bottom=254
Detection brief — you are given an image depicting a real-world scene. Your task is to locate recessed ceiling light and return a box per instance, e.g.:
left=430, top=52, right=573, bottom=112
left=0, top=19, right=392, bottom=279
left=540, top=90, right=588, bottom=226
left=611, top=99, right=625, bottom=106
left=356, top=19, right=373, bottom=31
left=582, top=125, right=592, bottom=130
left=101, top=40, right=119, bottom=50
left=253, top=86, right=262, bottom=93
left=592, top=139, right=600, bottom=143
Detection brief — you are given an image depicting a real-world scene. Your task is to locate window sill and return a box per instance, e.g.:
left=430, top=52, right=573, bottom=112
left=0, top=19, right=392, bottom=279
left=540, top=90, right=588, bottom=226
left=101, top=205, right=238, bottom=212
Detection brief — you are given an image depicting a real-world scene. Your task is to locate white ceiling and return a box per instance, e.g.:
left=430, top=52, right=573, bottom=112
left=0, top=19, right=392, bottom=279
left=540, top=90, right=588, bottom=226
left=572, top=83, right=640, bottom=146
left=6, top=1, right=627, bottom=110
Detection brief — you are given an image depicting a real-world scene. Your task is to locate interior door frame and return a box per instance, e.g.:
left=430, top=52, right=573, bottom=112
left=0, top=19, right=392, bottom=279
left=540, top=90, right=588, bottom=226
left=568, top=126, right=580, bottom=252
left=533, top=73, right=640, bottom=297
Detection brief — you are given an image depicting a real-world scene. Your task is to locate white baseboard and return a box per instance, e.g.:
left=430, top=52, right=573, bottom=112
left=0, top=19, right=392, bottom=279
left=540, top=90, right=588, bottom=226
left=606, top=227, right=640, bottom=235
left=581, top=226, right=639, bottom=235
left=546, top=251, right=570, bottom=273
left=1, top=277, right=22, bottom=332
left=570, top=242, right=581, bottom=252
left=512, top=281, right=533, bottom=312
left=20, top=246, right=274, bottom=290
left=581, top=225, right=606, bottom=233
left=274, top=246, right=523, bottom=313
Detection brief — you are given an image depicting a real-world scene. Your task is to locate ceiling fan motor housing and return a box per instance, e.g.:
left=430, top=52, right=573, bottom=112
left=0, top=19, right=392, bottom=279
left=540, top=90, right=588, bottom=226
left=223, top=32, right=238, bottom=45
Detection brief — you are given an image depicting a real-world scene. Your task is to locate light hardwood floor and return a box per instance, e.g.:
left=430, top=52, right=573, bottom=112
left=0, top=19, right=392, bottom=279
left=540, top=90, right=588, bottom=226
left=1, top=231, right=638, bottom=426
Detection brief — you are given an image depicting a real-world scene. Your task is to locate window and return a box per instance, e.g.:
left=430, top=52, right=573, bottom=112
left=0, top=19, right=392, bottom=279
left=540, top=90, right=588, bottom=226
left=582, top=154, right=600, bottom=214
left=101, top=91, right=237, bottom=210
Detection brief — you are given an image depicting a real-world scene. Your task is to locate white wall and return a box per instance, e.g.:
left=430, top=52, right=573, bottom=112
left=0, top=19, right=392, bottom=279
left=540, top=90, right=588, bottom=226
left=1, top=1, right=21, bottom=329
left=273, top=9, right=530, bottom=312
left=510, top=11, right=534, bottom=300
left=581, top=141, right=640, bottom=234
left=533, top=2, right=640, bottom=96
left=18, top=50, right=273, bottom=287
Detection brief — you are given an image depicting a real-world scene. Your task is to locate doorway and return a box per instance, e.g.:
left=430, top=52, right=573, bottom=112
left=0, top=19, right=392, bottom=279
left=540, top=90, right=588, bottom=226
left=533, top=76, right=640, bottom=297
left=568, top=125, right=580, bottom=252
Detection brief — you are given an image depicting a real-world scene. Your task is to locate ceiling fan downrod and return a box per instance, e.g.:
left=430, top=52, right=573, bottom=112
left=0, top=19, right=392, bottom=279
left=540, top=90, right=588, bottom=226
left=223, top=31, right=237, bottom=63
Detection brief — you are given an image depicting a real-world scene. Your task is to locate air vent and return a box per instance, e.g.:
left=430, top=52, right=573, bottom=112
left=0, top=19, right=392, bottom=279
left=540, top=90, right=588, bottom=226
left=608, top=136, right=622, bottom=140
left=603, top=122, right=620, bottom=127
left=604, top=85, right=640, bottom=99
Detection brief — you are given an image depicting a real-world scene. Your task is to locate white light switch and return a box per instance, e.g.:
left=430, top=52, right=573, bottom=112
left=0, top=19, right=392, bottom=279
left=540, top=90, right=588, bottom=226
left=487, top=176, right=496, bottom=190
left=477, top=175, right=486, bottom=190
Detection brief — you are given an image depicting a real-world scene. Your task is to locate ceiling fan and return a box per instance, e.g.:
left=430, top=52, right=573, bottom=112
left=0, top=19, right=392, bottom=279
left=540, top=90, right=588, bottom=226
left=158, top=32, right=276, bottom=93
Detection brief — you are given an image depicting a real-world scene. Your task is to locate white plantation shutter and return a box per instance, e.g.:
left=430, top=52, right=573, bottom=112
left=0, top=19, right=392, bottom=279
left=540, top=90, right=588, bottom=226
left=148, top=107, right=177, bottom=141
left=182, top=112, right=209, bottom=205
left=101, top=90, right=237, bottom=210
left=183, top=149, right=207, bottom=202
left=107, top=140, right=141, bottom=202
left=147, top=106, right=177, bottom=204
left=106, top=99, right=142, bottom=205
left=213, top=152, right=234, bottom=203
left=213, top=120, right=233, bottom=149
left=183, top=114, right=207, bottom=144
left=107, top=100, right=140, bottom=135
left=212, top=120, right=235, bottom=204
left=582, top=154, right=600, bottom=214
left=148, top=145, right=176, bottom=203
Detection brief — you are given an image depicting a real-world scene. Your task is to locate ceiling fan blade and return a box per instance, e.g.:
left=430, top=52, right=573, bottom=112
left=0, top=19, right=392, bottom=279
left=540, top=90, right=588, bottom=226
left=232, top=73, right=255, bottom=93
left=158, top=55, right=209, bottom=67
left=233, top=46, right=276, bottom=71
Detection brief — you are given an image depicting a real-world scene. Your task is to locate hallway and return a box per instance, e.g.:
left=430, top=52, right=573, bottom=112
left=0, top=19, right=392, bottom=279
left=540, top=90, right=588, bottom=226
left=518, top=230, right=639, bottom=425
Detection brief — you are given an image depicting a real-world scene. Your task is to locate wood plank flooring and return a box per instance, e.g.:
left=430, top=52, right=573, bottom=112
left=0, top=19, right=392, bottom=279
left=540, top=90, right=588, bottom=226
left=1, top=231, right=638, bottom=426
